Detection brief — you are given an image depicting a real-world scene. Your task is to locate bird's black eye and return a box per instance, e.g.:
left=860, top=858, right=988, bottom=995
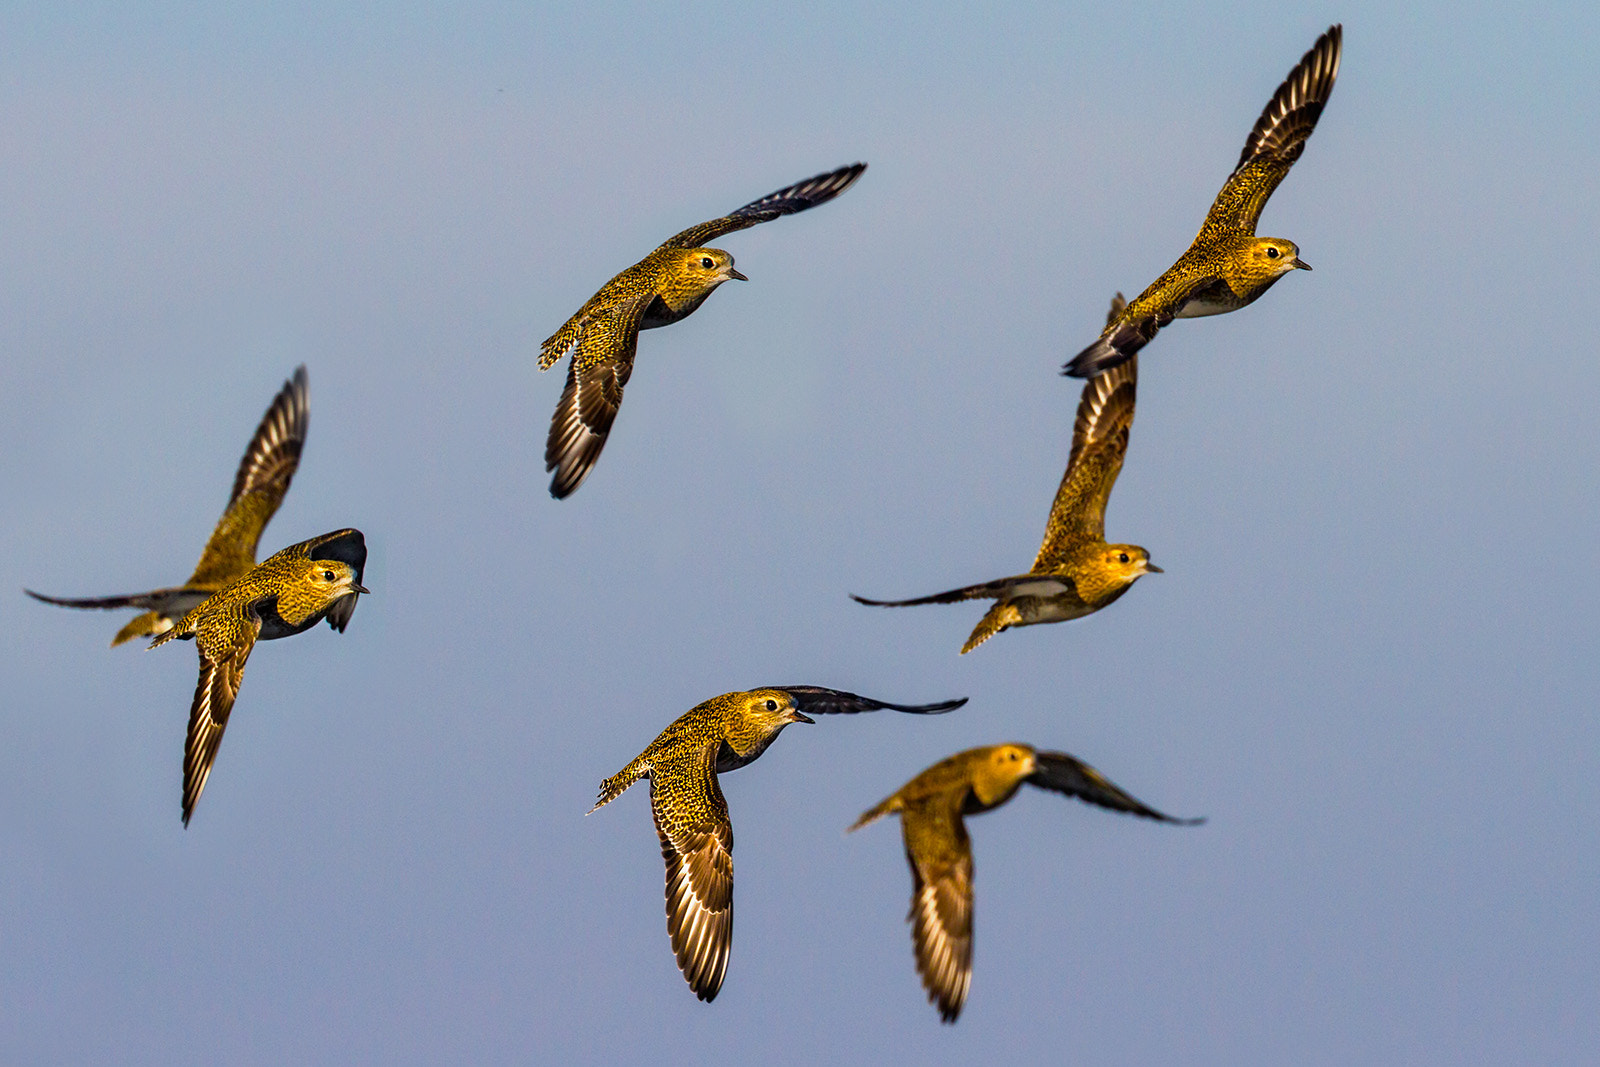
left=700, top=256, right=715, bottom=269
left=1118, top=552, right=1130, bottom=564
left=322, top=570, right=336, bottom=581
left=765, top=698, right=778, bottom=711
left=1266, top=246, right=1280, bottom=259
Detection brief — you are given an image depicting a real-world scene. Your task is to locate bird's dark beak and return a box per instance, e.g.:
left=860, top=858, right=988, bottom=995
left=790, top=711, right=815, bottom=725
left=728, top=268, right=748, bottom=281
left=352, top=583, right=371, bottom=595
left=1143, top=563, right=1163, bottom=574
left=1293, top=258, right=1312, bottom=271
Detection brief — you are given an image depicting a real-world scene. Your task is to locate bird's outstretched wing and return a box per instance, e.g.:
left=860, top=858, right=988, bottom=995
left=1026, top=751, right=1203, bottom=824
left=181, top=617, right=261, bottom=826
left=656, top=163, right=866, bottom=250
left=1200, top=24, right=1342, bottom=238
left=188, top=367, right=310, bottom=588
left=650, top=747, right=735, bottom=1002
left=772, top=686, right=967, bottom=716
left=852, top=574, right=1077, bottom=608
left=544, top=297, right=651, bottom=498
left=900, top=802, right=974, bottom=1023
left=1034, top=352, right=1137, bottom=569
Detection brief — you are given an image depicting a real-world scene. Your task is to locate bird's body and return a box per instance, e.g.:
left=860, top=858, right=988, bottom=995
left=538, top=162, right=867, bottom=498
left=1065, top=24, right=1342, bottom=377
left=148, top=528, right=368, bottom=825
left=851, top=743, right=1201, bottom=1022
left=26, top=367, right=310, bottom=646
left=590, top=685, right=965, bottom=1003
left=854, top=296, right=1159, bottom=653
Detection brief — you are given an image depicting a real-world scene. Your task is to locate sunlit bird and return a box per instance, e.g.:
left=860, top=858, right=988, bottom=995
left=538, top=162, right=866, bottom=498
left=854, top=296, right=1159, bottom=653
left=1065, top=24, right=1342, bottom=377
left=850, top=743, right=1201, bottom=1022
left=27, top=367, right=310, bottom=646
left=589, top=685, right=965, bottom=1002
left=148, top=528, right=369, bottom=826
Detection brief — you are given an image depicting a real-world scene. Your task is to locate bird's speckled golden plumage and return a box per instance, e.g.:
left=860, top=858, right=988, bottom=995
left=850, top=743, right=1201, bottom=1023
left=538, top=163, right=867, bottom=498
left=148, top=528, right=368, bottom=826
left=590, top=685, right=965, bottom=1003
left=854, top=296, right=1160, bottom=653
left=26, top=367, right=310, bottom=646
left=1065, top=25, right=1341, bottom=377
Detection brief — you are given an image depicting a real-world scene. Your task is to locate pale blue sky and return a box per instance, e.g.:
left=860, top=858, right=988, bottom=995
left=2, top=2, right=1597, bottom=1063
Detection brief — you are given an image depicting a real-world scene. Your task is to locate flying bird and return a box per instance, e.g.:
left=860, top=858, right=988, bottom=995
left=538, top=162, right=867, bottom=498
left=854, top=296, right=1160, bottom=653
left=589, top=685, right=965, bottom=1002
left=1064, top=24, right=1342, bottom=377
left=850, top=743, right=1201, bottom=1022
left=148, top=528, right=368, bottom=826
left=27, top=367, right=310, bottom=646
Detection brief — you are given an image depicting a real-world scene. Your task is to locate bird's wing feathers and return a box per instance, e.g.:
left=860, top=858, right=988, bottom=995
left=851, top=574, right=1074, bottom=609
left=543, top=296, right=650, bottom=499
left=1203, top=24, right=1342, bottom=237
left=772, top=686, right=967, bottom=716
left=187, top=367, right=310, bottom=587
left=1034, top=357, right=1137, bottom=568
left=656, top=163, right=866, bottom=250
left=901, top=802, right=974, bottom=1023
left=651, top=747, right=735, bottom=1002
left=182, top=615, right=261, bottom=826
left=1027, top=751, right=1203, bottom=824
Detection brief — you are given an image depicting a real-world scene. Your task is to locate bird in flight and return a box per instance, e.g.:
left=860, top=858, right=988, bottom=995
left=850, top=742, right=1201, bottom=1022
left=855, top=296, right=1160, bottom=653
left=538, top=162, right=866, bottom=498
left=1064, top=25, right=1342, bottom=378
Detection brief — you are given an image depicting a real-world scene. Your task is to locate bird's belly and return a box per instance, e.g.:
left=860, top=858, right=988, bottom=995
left=1174, top=293, right=1242, bottom=318
left=1008, top=593, right=1095, bottom=626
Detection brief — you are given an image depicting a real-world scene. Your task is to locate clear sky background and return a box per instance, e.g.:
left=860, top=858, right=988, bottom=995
left=2, top=2, right=1597, bottom=1063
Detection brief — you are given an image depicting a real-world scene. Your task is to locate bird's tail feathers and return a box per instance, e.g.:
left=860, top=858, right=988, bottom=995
left=588, top=759, right=649, bottom=814
left=960, top=602, right=1022, bottom=654
left=848, top=795, right=900, bottom=833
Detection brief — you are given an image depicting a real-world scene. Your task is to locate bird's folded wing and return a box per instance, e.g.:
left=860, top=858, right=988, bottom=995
left=651, top=748, right=735, bottom=1002
left=1202, top=24, right=1342, bottom=237
left=182, top=618, right=260, bottom=825
left=188, top=367, right=310, bottom=588
left=1027, top=751, right=1203, bottom=824
left=656, top=163, right=867, bottom=250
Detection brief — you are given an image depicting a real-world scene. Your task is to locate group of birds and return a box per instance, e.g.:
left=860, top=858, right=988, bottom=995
left=27, top=24, right=1342, bottom=1023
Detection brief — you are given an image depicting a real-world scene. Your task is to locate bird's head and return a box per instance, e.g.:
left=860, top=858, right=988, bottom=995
left=742, top=689, right=815, bottom=731
left=289, top=558, right=368, bottom=631
left=1105, top=544, right=1162, bottom=580
left=971, top=744, right=1037, bottom=806
left=1248, top=237, right=1311, bottom=278
left=677, top=248, right=747, bottom=288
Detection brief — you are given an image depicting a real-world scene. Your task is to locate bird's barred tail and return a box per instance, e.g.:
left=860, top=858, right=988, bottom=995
left=588, top=759, right=650, bottom=814
left=960, top=602, right=1021, bottom=654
